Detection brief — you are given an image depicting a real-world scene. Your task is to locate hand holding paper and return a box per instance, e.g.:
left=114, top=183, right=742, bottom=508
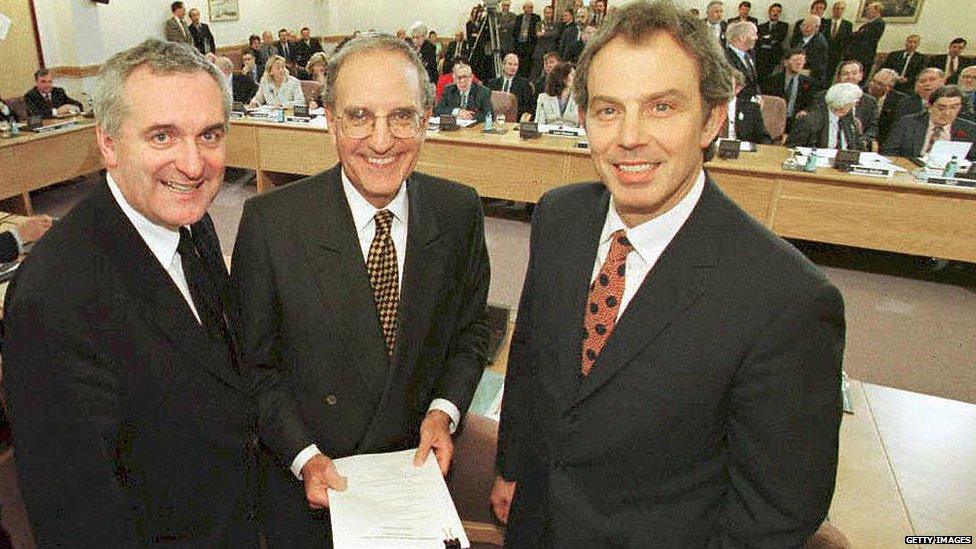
left=302, top=453, right=347, bottom=509
left=414, top=409, right=453, bottom=476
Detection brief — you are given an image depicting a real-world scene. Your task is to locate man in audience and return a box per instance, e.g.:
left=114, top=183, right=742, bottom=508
left=25, top=68, right=83, bottom=118
left=275, top=28, right=295, bottom=64
left=443, top=30, right=466, bottom=76
left=958, top=66, right=976, bottom=121
left=703, top=0, right=727, bottom=45
left=822, top=1, right=852, bottom=81
left=245, top=34, right=265, bottom=77
left=726, top=1, right=759, bottom=25
left=217, top=55, right=257, bottom=104
left=498, top=0, right=518, bottom=54
left=514, top=1, right=542, bottom=78
left=259, top=30, right=277, bottom=64
left=761, top=48, right=818, bottom=132
left=487, top=53, right=536, bottom=121
left=819, top=60, right=878, bottom=148
left=534, top=51, right=561, bottom=96
left=0, top=216, right=52, bottom=263
left=895, top=67, right=946, bottom=120
left=241, top=50, right=260, bottom=83
left=724, top=70, right=772, bottom=143
left=866, top=68, right=906, bottom=144
left=435, top=61, right=493, bottom=122
left=882, top=85, right=976, bottom=160
left=560, top=7, right=589, bottom=63
left=844, top=1, right=885, bottom=79
left=163, top=1, right=191, bottom=44
left=589, top=0, right=608, bottom=27
left=292, top=27, right=323, bottom=69
left=756, top=3, right=788, bottom=78
left=491, top=3, right=844, bottom=546
left=232, top=32, right=489, bottom=547
left=788, top=82, right=867, bottom=150
left=187, top=7, right=216, bottom=55
left=927, top=38, right=973, bottom=85
left=881, top=34, right=926, bottom=94
left=725, top=21, right=760, bottom=103
left=4, top=38, right=258, bottom=548
left=791, top=15, right=829, bottom=87
left=410, top=22, right=439, bottom=84
left=791, top=0, right=828, bottom=45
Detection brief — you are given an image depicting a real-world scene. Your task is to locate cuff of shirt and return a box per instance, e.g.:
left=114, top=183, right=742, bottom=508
left=428, top=398, right=460, bottom=435
left=10, top=228, right=23, bottom=254
left=290, top=444, right=322, bottom=480
left=451, top=108, right=461, bottom=116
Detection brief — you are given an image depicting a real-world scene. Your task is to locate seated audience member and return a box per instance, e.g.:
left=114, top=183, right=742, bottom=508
left=867, top=68, right=907, bottom=144
left=292, top=27, right=323, bottom=69
left=249, top=54, right=306, bottom=108
left=534, top=61, right=578, bottom=127
left=0, top=215, right=52, bottom=262
left=807, top=60, right=878, bottom=148
left=895, top=67, right=946, bottom=120
left=245, top=34, right=266, bottom=77
left=723, top=70, right=772, bottom=143
left=487, top=53, right=536, bottom=121
left=959, top=66, right=976, bottom=121
left=304, top=52, right=329, bottom=108
left=790, top=15, right=829, bottom=87
left=25, top=68, right=83, bottom=118
left=241, top=51, right=261, bottom=84
left=880, top=34, right=926, bottom=94
left=216, top=55, right=258, bottom=104
left=787, top=82, right=867, bottom=150
left=410, top=22, right=439, bottom=83
left=927, top=38, right=973, bottom=85
left=259, top=31, right=277, bottom=66
left=533, top=51, right=560, bottom=96
left=274, top=28, right=296, bottom=65
left=434, top=61, right=493, bottom=122
left=442, top=31, right=466, bottom=75
left=882, top=85, right=976, bottom=160
left=761, top=48, right=818, bottom=132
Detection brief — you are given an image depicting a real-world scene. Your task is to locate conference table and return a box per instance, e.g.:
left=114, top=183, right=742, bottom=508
left=3, top=116, right=976, bottom=263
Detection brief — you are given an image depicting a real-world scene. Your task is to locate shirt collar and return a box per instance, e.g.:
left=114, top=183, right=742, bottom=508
left=599, top=170, right=706, bottom=265
left=340, top=168, right=409, bottom=233
left=106, top=172, right=181, bottom=270
left=729, top=45, right=749, bottom=60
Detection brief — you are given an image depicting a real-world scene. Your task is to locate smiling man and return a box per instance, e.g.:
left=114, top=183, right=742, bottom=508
left=231, top=33, right=490, bottom=547
left=3, top=39, right=258, bottom=547
left=490, top=2, right=845, bottom=547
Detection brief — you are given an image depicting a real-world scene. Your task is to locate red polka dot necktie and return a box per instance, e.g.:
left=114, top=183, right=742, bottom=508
left=581, top=229, right=633, bottom=376
left=367, top=210, right=399, bottom=356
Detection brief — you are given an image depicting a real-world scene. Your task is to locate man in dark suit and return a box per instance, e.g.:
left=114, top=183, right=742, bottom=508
left=24, top=68, right=84, bottom=118
left=435, top=61, right=494, bottom=122
left=790, top=0, right=828, bottom=45
left=274, top=28, right=295, bottom=64
left=3, top=38, right=258, bottom=548
left=787, top=83, right=867, bottom=150
left=187, top=8, right=216, bottom=55
left=0, top=215, right=52, bottom=263
left=559, top=7, right=587, bottom=63
left=726, top=1, right=759, bottom=25
left=232, top=33, right=489, bottom=547
left=487, top=53, right=536, bottom=121
left=216, top=55, right=258, bottom=104
left=725, top=21, right=760, bottom=103
left=725, top=71, right=773, bottom=144
left=822, top=1, right=852, bottom=80
left=163, top=1, right=191, bottom=44
left=867, top=68, right=907, bottom=144
left=292, top=27, right=323, bottom=70
left=756, top=3, right=789, bottom=77
left=959, top=66, right=976, bottom=121
left=807, top=60, right=878, bottom=146
left=513, top=1, right=541, bottom=78
left=882, top=85, right=976, bottom=160
left=881, top=34, right=926, bottom=94
left=843, top=1, right=885, bottom=78
left=762, top=48, right=819, bottom=132
left=703, top=0, right=727, bottom=45
left=791, top=15, right=830, bottom=87
left=491, top=3, right=844, bottom=547
left=410, top=22, right=439, bottom=84
left=442, top=30, right=466, bottom=75
left=894, top=67, right=946, bottom=121
left=927, top=38, right=973, bottom=85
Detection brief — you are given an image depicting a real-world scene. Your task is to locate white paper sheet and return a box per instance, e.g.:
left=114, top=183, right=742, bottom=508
left=428, top=116, right=477, bottom=128
left=0, top=13, right=11, bottom=41
left=928, top=140, right=972, bottom=167
left=329, top=449, right=469, bottom=549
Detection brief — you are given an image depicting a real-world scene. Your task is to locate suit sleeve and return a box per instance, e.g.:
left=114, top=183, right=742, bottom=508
left=784, top=114, right=813, bottom=147
left=434, top=91, right=454, bottom=117
left=24, top=90, right=51, bottom=118
left=880, top=116, right=909, bottom=157
left=3, top=284, right=139, bottom=547
left=0, top=231, right=19, bottom=262
left=163, top=20, right=181, bottom=42
left=231, top=200, right=314, bottom=464
left=709, top=282, right=845, bottom=548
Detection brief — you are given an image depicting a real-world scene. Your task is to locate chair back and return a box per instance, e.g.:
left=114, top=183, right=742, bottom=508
left=490, top=91, right=517, bottom=121
left=448, top=413, right=504, bottom=547
left=225, top=50, right=243, bottom=71
left=4, top=96, right=29, bottom=121
left=760, top=94, right=787, bottom=143
left=299, top=80, right=323, bottom=104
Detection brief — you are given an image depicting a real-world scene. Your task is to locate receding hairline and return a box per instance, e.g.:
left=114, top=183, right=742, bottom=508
left=331, top=48, right=426, bottom=106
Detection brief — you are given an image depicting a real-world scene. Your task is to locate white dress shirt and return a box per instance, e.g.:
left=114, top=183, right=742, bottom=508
left=726, top=97, right=738, bottom=139
left=827, top=111, right=846, bottom=149
left=590, top=171, right=705, bottom=319
left=290, top=170, right=461, bottom=480
left=252, top=75, right=306, bottom=107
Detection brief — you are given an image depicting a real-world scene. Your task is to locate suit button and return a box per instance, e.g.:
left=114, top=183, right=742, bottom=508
left=325, top=394, right=338, bottom=406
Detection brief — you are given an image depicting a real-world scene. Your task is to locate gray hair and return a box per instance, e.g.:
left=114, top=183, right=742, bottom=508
left=706, top=0, right=723, bottom=9
left=575, top=0, right=734, bottom=115
left=726, top=21, right=756, bottom=43
left=802, top=15, right=821, bottom=30
left=409, top=21, right=428, bottom=38
left=323, top=33, right=435, bottom=112
left=825, top=82, right=862, bottom=109
left=917, top=67, right=946, bottom=81
left=94, top=38, right=230, bottom=138
left=215, top=55, right=234, bottom=74
left=872, top=68, right=898, bottom=86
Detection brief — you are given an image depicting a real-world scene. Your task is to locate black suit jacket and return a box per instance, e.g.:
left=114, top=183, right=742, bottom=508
left=487, top=75, right=535, bottom=120
left=844, top=18, right=885, bottom=76
left=761, top=71, right=819, bottom=130
left=756, top=20, right=789, bottom=76
left=292, top=38, right=323, bottom=69
left=725, top=47, right=761, bottom=102
left=418, top=40, right=439, bottom=84
left=786, top=107, right=866, bottom=150
left=734, top=99, right=773, bottom=144
left=3, top=181, right=257, bottom=547
left=726, top=15, right=759, bottom=25
left=232, top=72, right=259, bottom=104
left=559, top=23, right=582, bottom=62
left=442, top=40, right=465, bottom=75
left=24, top=86, right=83, bottom=118
left=926, top=54, right=975, bottom=84
left=880, top=111, right=976, bottom=160
left=792, top=32, right=830, bottom=86
left=434, top=83, right=494, bottom=122
left=189, top=22, right=216, bottom=54
left=894, top=93, right=925, bottom=121
left=513, top=13, right=541, bottom=49
left=0, top=231, right=18, bottom=262
left=881, top=49, right=927, bottom=94
left=497, top=180, right=844, bottom=548
left=811, top=91, right=879, bottom=142
left=876, top=88, right=907, bottom=143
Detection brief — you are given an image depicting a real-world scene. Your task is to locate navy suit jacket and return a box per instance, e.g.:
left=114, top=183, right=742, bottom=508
left=434, top=83, right=494, bottom=123
left=880, top=112, right=976, bottom=160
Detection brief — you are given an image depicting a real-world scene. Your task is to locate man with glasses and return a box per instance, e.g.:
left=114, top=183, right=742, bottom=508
left=435, top=60, right=494, bottom=122
left=882, top=85, right=976, bottom=160
left=232, top=33, right=490, bottom=547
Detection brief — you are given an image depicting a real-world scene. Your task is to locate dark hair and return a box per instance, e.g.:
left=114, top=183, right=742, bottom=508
left=950, top=37, right=968, bottom=47
left=834, top=59, right=864, bottom=82
left=738, top=1, right=751, bottom=8
left=248, top=34, right=260, bottom=46
left=301, top=27, right=310, bottom=33
left=929, top=84, right=963, bottom=105
left=34, top=68, right=50, bottom=79
left=783, top=47, right=806, bottom=61
left=770, top=3, right=783, bottom=9
left=171, top=2, right=183, bottom=12
left=811, top=0, right=827, bottom=8
left=545, top=62, right=575, bottom=97
left=278, top=28, right=288, bottom=35
left=544, top=51, right=561, bottom=62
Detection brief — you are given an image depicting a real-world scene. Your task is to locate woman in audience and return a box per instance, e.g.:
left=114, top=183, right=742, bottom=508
left=304, top=52, right=329, bottom=109
left=249, top=54, right=306, bottom=108
left=535, top=62, right=579, bottom=127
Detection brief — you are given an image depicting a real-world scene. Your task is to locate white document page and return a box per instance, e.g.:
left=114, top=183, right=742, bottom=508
left=928, top=140, right=972, bottom=167
left=329, top=449, right=470, bottom=549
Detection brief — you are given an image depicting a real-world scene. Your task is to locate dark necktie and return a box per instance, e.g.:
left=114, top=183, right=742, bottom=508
left=503, top=78, right=511, bottom=93
left=178, top=227, right=229, bottom=343
left=581, top=230, right=633, bottom=376
left=745, top=52, right=757, bottom=81
left=925, top=124, right=947, bottom=154
left=901, top=52, right=912, bottom=77
left=43, top=93, right=52, bottom=104
left=367, top=210, right=399, bottom=356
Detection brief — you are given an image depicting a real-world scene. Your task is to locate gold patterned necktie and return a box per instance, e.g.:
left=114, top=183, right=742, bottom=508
left=367, top=210, right=399, bottom=356
left=581, top=230, right=633, bottom=376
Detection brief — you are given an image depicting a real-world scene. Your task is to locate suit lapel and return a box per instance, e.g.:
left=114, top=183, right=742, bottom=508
left=567, top=181, right=723, bottom=410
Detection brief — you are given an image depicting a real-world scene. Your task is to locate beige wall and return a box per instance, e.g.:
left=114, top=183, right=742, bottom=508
left=0, top=0, right=42, bottom=99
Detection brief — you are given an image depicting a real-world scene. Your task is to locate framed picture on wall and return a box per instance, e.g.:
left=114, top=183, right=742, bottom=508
left=856, top=0, right=925, bottom=23
left=208, top=0, right=239, bottom=22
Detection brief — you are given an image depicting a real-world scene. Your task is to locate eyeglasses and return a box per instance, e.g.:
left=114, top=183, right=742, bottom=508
left=931, top=102, right=962, bottom=113
left=335, top=108, right=423, bottom=139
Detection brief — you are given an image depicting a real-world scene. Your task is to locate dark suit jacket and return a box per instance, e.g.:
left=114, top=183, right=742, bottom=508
left=725, top=46, right=760, bottom=102
left=189, top=22, right=216, bottom=54
left=756, top=20, right=789, bottom=76
left=894, top=93, right=925, bottom=121
left=0, top=231, right=18, bottom=262
left=25, top=86, right=83, bottom=118
left=786, top=107, right=866, bottom=150
left=881, top=49, right=927, bottom=94
left=792, top=32, right=830, bottom=86
left=761, top=71, right=818, bottom=130
left=811, top=91, right=879, bottom=142
left=559, top=23, right=582, bottom=62
left=497, top=180, right=844, bottom=548
left=442, top=40, right=465, bottom=75
left=726, top=15, right=759, bottom=25
left=513, top=13, right=541, bottom=49
left=434, top=82, right=494, bottom=122
left=876, top=88, right=907, bottom=144
left=844, top=18, right=885, bottom=76
left=734, top=99, right=773, bottom=144
left=418, top=40, right=439, bottom=84
left=926, top=54, right=975, bottom=84
left=163, top=16, right=191, bottom=44
left=3, top=181, right=257, bottom=547
left=232, top=72, right=259, bottom=104
left=292, top=37, right=323, bottom=69
left=274, top=40, right=295, bottom=63
left=487, top=75, right=535, bottom=120
left=880, top=111, right=976, bottom=160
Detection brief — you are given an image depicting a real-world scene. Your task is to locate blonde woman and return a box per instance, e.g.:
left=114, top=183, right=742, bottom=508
left=304, top=52, right=329, bottom=109
left=249, top=54, right=305, bottom=108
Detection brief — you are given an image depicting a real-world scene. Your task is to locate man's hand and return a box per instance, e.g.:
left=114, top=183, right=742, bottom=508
left=18, top=215, right=53, bottom=244
left=301, top=454, right=347, bottom=509
left=56, top=104, right=78, bottom=116
left=458, top=109, right=476, bottom=120
left=489, top=476, right=517, bottom=524
left=413, top=409, right=453, bottom=476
